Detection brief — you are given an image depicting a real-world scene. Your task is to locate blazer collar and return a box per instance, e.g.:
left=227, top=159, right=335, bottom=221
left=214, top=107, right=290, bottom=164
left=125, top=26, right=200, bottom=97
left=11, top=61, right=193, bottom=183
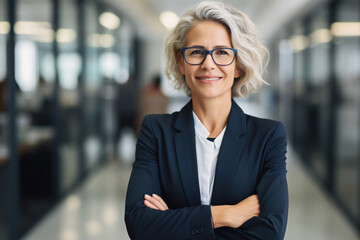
left=174, top=99, right=201, bottom=206
left=174, top=99, right=248, bottom=206
left=226, top=99, right=247, bottom=136
left=211, top=99, right=247, bottom=204
left=174, top=99, right=193, bottom=131
left=175, top=99, right=247, bottom=135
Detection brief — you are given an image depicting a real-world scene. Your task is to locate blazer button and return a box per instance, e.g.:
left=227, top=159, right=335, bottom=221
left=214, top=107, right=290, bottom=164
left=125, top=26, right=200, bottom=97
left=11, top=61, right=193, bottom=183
left=191, top=229, right=197, bottom=236
left=197, top=227, right=204, bottom=234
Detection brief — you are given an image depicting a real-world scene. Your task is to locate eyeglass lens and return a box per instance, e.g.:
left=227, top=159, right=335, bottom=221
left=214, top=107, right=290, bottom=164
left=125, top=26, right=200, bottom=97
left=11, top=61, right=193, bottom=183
left=184, top=48, right=235, bottom=65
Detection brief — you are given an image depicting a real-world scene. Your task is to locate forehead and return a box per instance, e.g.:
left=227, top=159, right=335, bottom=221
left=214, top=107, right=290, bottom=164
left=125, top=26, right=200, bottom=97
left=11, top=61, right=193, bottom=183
left=185, top=21, right=232, bottom=47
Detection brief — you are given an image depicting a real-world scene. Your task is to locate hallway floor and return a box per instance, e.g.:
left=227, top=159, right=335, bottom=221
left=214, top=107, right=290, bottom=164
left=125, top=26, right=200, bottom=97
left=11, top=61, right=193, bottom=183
left=22, top=147, right=359, bottom=240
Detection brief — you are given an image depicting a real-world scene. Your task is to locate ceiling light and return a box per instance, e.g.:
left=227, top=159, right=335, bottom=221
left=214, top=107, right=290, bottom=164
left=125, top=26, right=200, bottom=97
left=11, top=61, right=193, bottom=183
left=14, top=21, right=51, bottom=35
left=99, top=12, right=120, bottom=30
left=87, top=33, right=115, bottom=48
left=33, top=29, right=54, bottom=43
left=310, top=28, right=332, bottom=45
left=99, top=34, right=115, bottom=48
left=87, top=33, right=101, bottom=47
left=0, top=21, right=10, bottom=34
left=60, top=229, right=79, bottom=240
left=290, top=35, right=309, bottom=52
left=331, top=22, right=360, bottom=37
left=56, top=28, right=76, bottom=43
left=65, top=195, right=81, bottom=211
left=102, top=207, right=119, bottom=226
left=160, top=11, right=179, bottom=30
left=85, top=221, right=103, bottom=236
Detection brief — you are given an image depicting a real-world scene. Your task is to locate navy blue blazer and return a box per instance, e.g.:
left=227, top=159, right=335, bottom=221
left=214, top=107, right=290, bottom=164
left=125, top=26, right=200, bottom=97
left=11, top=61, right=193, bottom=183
left=125, top=99, right=288, bottom=240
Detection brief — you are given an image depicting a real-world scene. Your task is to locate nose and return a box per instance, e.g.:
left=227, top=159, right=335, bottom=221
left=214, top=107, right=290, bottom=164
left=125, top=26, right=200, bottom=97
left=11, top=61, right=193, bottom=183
left=201, top=53, right=216, bottom=69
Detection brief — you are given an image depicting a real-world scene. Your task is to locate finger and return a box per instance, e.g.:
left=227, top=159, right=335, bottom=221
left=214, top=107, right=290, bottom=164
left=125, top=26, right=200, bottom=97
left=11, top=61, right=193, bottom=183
left=153, top=194, right=168, bottom=210
left=152, top=194, right=169, bottom=210
left=145, top=194, right=166, bottom=211
left=144, top=200, right=159, bottom=210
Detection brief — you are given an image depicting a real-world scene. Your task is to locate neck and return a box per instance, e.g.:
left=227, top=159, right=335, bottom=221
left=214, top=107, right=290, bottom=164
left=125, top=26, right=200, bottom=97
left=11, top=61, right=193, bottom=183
left=192, top=95, right=232, bottom=138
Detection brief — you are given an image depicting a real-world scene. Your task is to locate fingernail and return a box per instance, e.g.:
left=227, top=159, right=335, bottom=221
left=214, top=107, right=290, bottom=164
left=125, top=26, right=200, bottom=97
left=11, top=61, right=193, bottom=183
left=145, top=194, right=150, bottom=198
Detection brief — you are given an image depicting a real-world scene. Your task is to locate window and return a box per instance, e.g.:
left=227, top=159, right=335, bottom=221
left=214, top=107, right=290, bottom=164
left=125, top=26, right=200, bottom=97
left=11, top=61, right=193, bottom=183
left=334, top=0, right=360, bottom=219
left=58, top=0, right=81, bottom=192
left=16, top=0, right=55, bottom=234
left=307, top=6, right=331, bottom=182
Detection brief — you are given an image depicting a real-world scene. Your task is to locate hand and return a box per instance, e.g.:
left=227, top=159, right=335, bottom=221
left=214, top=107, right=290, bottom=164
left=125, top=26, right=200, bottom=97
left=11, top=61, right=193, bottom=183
left=230, top=194, right=260, bottom=228
left=211, top=194, right=260, bottom=229
left=144, top=193, right=169, bottom=211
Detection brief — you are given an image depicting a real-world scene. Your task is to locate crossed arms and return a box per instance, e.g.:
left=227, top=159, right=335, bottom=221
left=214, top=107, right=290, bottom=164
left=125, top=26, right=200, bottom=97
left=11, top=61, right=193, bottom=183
left=125, top=116, right=288, bottom=240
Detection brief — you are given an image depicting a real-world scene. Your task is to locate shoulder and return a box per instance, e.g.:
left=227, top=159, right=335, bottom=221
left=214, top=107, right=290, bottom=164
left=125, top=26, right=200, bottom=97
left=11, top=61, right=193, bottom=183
left=140, top=100, right=192, bottom=137
left=245, top=114, right=287, bottom=138
left=141, top=112, right=179, bottom=132
left=143, top=112, right=178, bottom=125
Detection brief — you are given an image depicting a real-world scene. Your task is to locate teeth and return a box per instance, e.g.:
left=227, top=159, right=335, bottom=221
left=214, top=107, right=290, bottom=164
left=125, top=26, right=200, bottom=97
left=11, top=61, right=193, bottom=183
left=198, top=77, right=220, bottom=81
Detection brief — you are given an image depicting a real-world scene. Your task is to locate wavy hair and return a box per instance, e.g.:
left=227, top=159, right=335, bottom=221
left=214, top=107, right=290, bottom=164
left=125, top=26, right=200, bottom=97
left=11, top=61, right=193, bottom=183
left=164, top=1, right=269, bottom=97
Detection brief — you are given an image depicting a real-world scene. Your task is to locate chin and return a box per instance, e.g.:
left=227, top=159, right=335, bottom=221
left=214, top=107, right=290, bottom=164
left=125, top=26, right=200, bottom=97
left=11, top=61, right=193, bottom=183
left=196, top=91, right=229, bottom=100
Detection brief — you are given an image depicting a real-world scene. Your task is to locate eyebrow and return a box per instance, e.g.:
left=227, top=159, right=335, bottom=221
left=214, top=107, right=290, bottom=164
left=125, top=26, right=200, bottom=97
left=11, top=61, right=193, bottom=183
left=188, top=45, right=232, bottom=49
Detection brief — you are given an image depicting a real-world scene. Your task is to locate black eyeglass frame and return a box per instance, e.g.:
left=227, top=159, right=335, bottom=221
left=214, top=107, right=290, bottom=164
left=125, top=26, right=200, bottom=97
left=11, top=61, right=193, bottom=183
left=181, top=47, right=238, bottom=66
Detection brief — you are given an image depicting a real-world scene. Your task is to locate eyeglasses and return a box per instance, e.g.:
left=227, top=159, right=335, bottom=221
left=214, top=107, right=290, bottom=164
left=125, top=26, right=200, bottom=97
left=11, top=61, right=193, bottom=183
left=181, top=47, right=237, bottom=66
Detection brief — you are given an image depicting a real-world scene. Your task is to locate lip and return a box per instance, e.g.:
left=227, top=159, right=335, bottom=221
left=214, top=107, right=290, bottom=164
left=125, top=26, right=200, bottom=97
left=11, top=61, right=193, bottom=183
left=195, top=75, right=223, bottom=83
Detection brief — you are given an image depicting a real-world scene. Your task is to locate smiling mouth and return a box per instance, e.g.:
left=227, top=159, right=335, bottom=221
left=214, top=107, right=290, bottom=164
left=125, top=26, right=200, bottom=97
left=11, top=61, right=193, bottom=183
left=196, top=77, right=222, bottom=81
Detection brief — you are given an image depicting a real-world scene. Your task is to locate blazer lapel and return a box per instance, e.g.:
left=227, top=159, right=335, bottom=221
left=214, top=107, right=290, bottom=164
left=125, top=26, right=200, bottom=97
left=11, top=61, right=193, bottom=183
left=211, top=100, right=247, bottom=205
left=174, top=100, right=201, bottom=206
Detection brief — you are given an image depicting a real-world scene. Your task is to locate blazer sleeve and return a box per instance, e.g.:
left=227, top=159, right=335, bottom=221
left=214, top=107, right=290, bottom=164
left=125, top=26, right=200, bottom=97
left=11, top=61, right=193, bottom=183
left=215, top=122, right=289, bottom=240
left=125, top=115, right=215, bottom=240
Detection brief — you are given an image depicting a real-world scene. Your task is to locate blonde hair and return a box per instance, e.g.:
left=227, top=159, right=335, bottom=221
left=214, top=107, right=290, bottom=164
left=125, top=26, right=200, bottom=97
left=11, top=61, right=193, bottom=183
left=164, top=1, right=269, bottom=97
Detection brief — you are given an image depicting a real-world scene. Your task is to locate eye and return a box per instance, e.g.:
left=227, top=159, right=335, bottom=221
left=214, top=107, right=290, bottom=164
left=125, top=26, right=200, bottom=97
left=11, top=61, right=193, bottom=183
left=215, top=49, right=230, bottom=55
left=189, top=49, right=204, bottom=55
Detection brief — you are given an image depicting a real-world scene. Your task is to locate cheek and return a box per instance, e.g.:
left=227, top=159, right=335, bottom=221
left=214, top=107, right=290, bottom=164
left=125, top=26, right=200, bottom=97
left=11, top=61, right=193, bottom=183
left=185, top=74, right=193, bottom=87
left=183, top=65, right=196, bottom=78
left=223, top=65, right=238, bottom=80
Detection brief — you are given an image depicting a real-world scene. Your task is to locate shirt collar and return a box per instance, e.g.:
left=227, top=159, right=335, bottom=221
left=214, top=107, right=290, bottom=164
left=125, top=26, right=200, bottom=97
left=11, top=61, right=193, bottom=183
left=192, top=111, right=227, bottom=148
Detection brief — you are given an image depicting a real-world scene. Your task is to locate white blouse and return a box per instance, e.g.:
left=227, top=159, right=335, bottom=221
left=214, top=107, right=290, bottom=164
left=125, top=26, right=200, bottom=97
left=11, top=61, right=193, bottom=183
left=192, top=112, right=226, bottom=205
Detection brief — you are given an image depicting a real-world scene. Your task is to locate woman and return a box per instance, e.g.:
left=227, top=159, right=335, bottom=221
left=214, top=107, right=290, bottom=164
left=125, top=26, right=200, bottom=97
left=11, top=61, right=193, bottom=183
left=125, top=2, right=288, bottom=239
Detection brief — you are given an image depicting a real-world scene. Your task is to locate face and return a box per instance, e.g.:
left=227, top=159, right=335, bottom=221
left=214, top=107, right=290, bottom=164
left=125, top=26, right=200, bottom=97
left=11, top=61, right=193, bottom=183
left=178, top=21, right=240, bottom=101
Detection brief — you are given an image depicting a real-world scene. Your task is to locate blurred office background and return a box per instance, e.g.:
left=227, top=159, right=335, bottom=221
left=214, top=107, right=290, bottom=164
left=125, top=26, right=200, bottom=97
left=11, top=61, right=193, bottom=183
left=0, top=0, right=359, bottom=239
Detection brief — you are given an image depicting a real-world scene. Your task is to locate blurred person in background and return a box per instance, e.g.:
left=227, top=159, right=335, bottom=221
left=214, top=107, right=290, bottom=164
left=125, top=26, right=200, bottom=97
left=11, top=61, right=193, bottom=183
left=125, top=1, right=288, bottom=239
left=135, top=73, right=169, bottom=135
left=115, top=75, right=138, bottom=163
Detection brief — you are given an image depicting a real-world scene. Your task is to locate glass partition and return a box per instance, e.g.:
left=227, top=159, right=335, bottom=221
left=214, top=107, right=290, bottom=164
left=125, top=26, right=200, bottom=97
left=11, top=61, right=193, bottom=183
left=16, top=0, right=54, bottom=228
left=0, top=0, right=138, bottom=238
left=58, top=0, right=80, bottom=192
left=290, top=23, right=308, bottom=157
left=16, top=0, right=55, bottom=234
left=113, top=16, right=137, bottom=160
left=0, top=0, right=8, bottom=164
left=97, top=7, right=122, bottom=158
left=334, top=0, right=360, bottom=220
left=84, top=1, right=102, bottom=170
left=307, top=7, right=331, bottom=181
left=0, top=0, right=8, bottom=238
left=273, top=0, right=360, bottom=232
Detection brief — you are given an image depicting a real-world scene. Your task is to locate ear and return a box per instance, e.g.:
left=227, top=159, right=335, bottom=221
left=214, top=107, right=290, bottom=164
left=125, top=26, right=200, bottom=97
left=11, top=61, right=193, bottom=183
left=234, top=66, right=241, bottom=78
left=177, top=52, right=185, bottom=75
